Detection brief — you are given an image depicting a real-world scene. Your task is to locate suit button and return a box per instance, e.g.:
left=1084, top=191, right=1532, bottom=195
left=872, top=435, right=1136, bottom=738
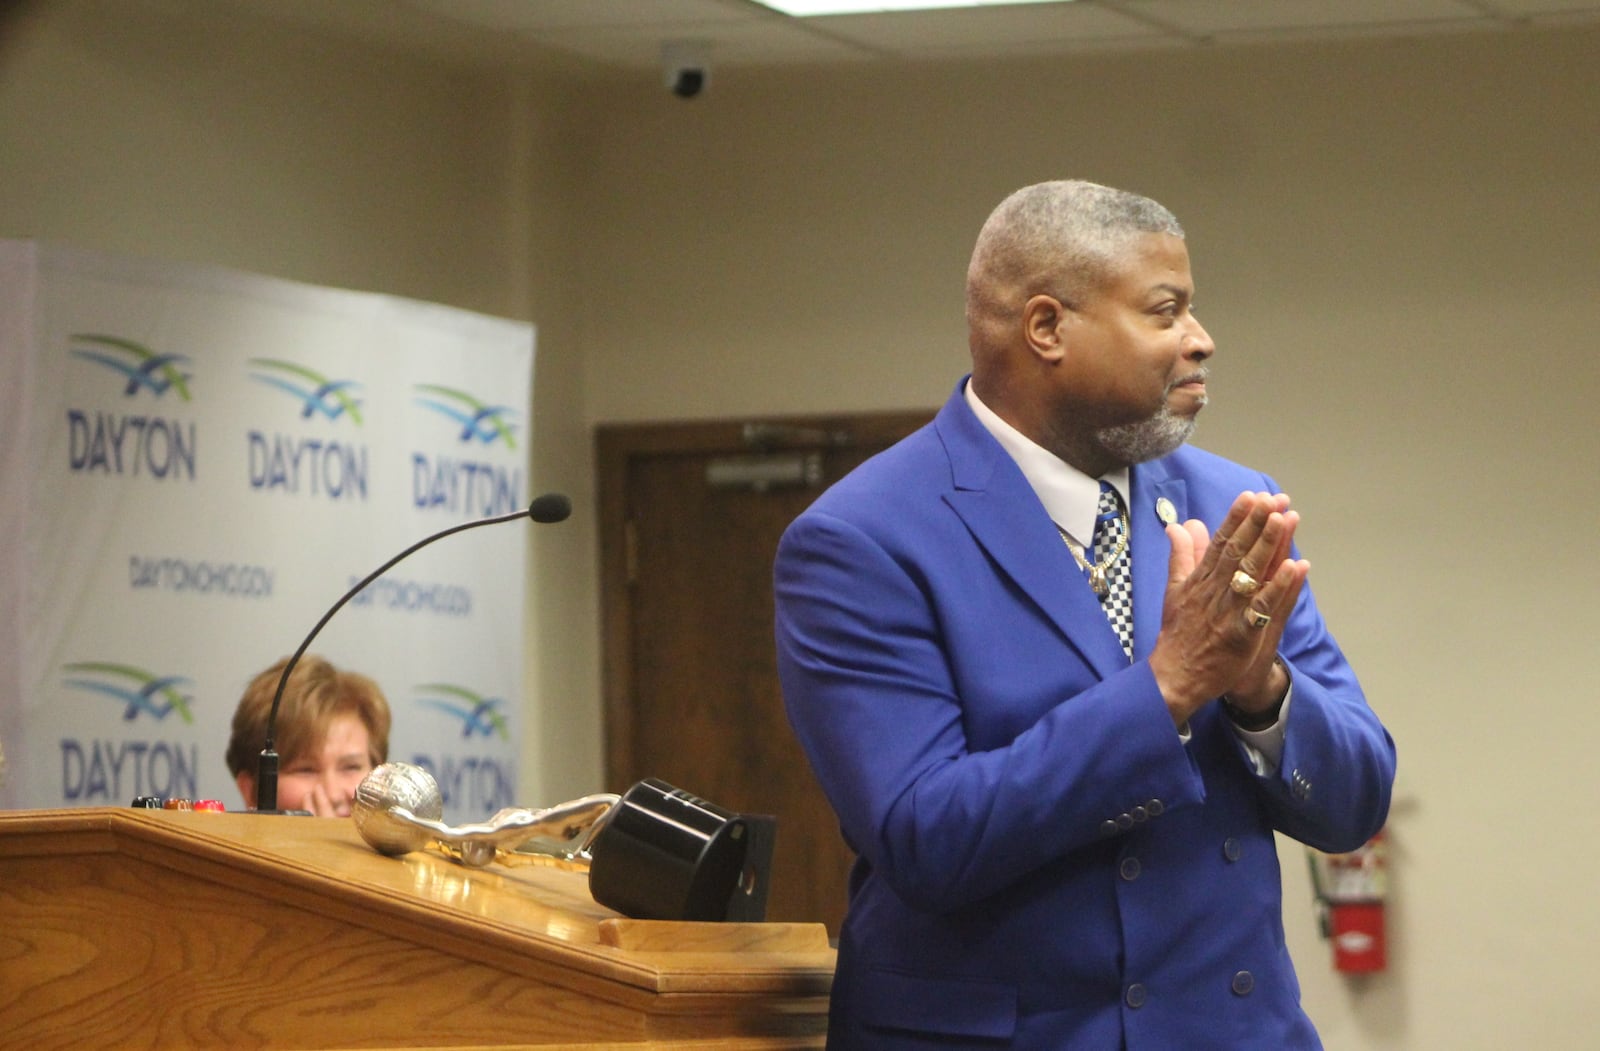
left=1116, top=813, right=1135, bottom=830
left=1291, top=770, right=1312, bottom=800
left=1125, top=983, right=1147, bottom=1008
left=1101, top=820, right=1119, bottom=837
left=1223, top=837, right=1243, bottom=862
left=1232, top=971, right=1255, bottom=996
left=1146, top=799, right=1165, bottom=817
left=1119, top=857, right=1142, bottom=881
left=1131, top=805, right=1149, bottom=823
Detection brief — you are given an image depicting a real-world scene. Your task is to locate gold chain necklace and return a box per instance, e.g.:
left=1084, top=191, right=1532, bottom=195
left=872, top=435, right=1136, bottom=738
left=1056, top=509, right=1128, bottom=599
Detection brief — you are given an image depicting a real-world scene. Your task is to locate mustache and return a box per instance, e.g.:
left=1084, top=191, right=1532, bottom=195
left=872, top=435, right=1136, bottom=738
left=1167, top=367, right=1209, bottom=393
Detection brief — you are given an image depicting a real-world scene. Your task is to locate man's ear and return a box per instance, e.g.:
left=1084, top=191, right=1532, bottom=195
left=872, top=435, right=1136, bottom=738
left=1022, top=294, right=1069, bottom=362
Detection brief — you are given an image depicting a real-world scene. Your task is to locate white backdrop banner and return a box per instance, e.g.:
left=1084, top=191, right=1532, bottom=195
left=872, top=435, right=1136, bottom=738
left=0, top=242, right=535, bottom=823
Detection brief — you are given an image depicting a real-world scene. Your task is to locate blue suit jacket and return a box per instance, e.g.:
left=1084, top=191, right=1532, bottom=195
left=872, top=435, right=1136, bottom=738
left=774, top=380, right=1395, bottom=1049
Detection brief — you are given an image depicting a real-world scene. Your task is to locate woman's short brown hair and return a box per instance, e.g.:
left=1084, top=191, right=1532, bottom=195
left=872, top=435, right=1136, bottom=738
left=225, top=655, right=391, bottom=777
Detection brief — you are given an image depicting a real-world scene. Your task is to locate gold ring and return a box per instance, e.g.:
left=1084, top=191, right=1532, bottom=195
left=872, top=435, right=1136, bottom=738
left=1230, top=570, right=1261, bottom=596
left=1243, top=608, right=1272, bottom=630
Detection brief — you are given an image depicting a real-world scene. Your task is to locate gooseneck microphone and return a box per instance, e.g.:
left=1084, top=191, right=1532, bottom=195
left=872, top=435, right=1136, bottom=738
left=255, top=491, right=572, bottom=812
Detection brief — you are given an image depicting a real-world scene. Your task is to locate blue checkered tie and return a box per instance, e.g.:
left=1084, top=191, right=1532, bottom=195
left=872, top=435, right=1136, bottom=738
left=1093, top=483, right=1134, bottom=660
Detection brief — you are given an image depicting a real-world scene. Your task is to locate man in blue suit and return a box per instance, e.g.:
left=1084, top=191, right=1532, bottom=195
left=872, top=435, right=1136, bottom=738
left=774, top=180, right=1395, bottom=1049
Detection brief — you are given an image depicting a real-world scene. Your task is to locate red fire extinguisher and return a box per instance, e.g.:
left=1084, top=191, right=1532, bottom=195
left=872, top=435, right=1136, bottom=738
left=1308, top=828, right=1387, bottom=973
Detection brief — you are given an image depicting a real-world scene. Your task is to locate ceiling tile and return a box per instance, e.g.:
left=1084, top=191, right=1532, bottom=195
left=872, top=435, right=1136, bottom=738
left=1472, top=0, right=1600, bottom=12
left=1107, top=0, right=1492, bottom=36
left=402, top=0, right=766, bottom=34
left=807, top=3, right=1170, bottom=57
left=216, top=0, right=1600, bottom=73
left=537, top=19, right=879, bottom=68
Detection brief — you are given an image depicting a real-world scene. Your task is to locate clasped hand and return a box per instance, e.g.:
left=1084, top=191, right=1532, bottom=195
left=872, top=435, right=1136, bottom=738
left=1148, top=491, right=1309, bottom=728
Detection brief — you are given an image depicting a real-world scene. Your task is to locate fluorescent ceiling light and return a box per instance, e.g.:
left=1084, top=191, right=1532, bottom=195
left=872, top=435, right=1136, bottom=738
left=754, top=0, right=1073, bottom=16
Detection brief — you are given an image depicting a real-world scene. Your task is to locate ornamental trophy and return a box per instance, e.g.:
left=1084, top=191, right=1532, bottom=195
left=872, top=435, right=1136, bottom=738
left=352, top=762, right=770, bottom=922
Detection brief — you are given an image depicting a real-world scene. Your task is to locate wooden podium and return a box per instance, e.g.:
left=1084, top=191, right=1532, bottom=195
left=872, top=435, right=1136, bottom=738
left=0, top=807, right=835, bottom=1049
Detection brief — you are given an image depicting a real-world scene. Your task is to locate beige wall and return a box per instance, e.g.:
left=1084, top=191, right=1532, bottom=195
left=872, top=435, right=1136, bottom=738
left=4, top=2, right=1598, bottom=1046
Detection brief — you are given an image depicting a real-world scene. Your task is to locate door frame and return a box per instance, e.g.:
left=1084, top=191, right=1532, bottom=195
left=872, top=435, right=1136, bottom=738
left=594, top=410, right=932, bottom=790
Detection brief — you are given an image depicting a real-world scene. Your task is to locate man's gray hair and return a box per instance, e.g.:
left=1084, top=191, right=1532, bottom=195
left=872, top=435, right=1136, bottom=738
left=966, top=180, right=1184, bottom=320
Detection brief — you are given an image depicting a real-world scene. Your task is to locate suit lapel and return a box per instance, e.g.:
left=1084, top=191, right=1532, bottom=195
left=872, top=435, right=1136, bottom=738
left=1129, top=463, right=1187, bottom=662
left=935, top=387, right=1128, bottom=679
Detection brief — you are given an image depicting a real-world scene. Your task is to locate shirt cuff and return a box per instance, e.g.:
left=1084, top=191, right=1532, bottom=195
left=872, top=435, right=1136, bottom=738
left=1232, top=682, right=1291, bottom=776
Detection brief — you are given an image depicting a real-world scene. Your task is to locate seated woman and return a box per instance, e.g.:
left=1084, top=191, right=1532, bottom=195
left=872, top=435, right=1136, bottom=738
left=225, top=655, right=391, bottom=817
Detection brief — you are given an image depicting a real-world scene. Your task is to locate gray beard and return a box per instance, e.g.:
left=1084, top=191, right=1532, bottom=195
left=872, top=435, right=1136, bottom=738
left=1096, top=405, right=1198, bottom=465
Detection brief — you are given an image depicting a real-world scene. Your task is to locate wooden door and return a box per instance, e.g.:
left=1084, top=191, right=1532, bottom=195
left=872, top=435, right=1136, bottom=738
left=596, top=411, right=931, bottom=935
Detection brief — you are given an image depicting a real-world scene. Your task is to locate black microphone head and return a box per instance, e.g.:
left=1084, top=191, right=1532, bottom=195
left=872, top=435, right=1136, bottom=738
left=528, top=492, right=572, bottom=523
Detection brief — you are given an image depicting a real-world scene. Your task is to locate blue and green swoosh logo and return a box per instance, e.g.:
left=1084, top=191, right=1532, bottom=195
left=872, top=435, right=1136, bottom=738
left=250, top=358, right=364, bottom=424
left=62, top=662, right=196, bottom=724
left=414, top=385, right=517, bottom=449
left=414, top=683, right=510, bottom=741
left=71, top=334, right=193, bottom=400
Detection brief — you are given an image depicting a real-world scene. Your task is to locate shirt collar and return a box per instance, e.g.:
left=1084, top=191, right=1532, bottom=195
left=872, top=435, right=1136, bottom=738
left=964, top=378, right=1129, bottom=545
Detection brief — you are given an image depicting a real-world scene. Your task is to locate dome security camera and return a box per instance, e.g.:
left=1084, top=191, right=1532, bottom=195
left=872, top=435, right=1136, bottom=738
left=662, top=41, right=711, bottom=100
left=670, top=66, right=707, bottom=99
